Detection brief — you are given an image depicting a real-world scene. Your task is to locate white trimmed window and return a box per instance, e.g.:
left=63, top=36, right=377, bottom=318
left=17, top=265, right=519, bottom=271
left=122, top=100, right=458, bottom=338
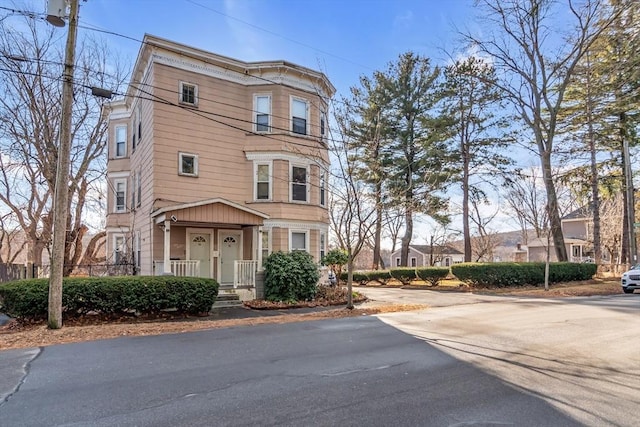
left=411, top=257, right=417, bottom=267
left=290, top=230, right=308, bottom=252
left=254, top=95, right=271, bottom=132
left=179, top=152, right=198, bottom=177
left=261, top=229, right=270, bottom=267
left=113, top=234, right=126, bottom=264
left=255, top=162, right=271, bottom=200
left=445, top=257, right=451, bottom=267
left=320, top=232, right=326, bottom=260
left=136, top=170, right=142, bottom=208
left=180, top=82, right=197, bottom=105
left=130, top=173, right=136, bottom=209
left=115, top=125, right=126, bottom=158
left=320, top=110, right=327, bottom=141
left=114, top=179, right=127, bottom=213
left=396, top=257, right=401, bottom=267
left=320, top=172, right=327, bottom=206
left=291, top=164, right=308, bottom=202
left=133, top=231, right=141, bottom=272
left=291, top=97, right=308, bottom=135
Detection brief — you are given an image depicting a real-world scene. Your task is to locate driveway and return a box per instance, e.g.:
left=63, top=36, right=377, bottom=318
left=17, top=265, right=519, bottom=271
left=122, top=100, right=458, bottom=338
left=361, top=287, right=640, bottom=426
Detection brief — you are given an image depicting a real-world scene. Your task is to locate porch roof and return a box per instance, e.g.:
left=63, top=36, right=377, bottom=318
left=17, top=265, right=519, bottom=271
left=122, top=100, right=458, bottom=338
left=152, top=198, right=269, bottom=226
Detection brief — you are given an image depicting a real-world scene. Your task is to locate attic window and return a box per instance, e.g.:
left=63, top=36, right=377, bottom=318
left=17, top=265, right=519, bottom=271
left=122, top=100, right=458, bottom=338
left=180, top=82, right=197, bottom=106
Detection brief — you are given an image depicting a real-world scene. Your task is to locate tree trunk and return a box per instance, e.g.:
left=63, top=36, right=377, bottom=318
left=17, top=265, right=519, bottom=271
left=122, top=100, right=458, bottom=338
left=346, top=255, right=354, bottom=309
left=372, top=183, right=383, bottom=270
left=540, top=150, right=568, bottom=261
left=400, top=207, right=412, bottom=266
left=462, top=143, right=471, bottom=262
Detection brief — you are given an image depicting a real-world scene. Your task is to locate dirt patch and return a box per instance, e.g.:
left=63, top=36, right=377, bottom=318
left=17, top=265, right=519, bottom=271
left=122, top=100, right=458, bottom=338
left=0, top=304, right=426, bottom=351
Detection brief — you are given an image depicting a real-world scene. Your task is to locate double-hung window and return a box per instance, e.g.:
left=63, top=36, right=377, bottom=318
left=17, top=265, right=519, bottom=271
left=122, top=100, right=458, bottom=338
left=136, top=170, right=142, bottom=208
left=261, top=230, right=270, bottom=268
left=114, top=179, right=126, bottom=213
left=320, top=172, right=326, bottom=206
left=291, top=165, right=308, bottom=202
left=254, top=95, right=271, bottom=132
left=179, top=152, right=198, bottom=177
left=320, top=232, right=326, bottom=260
left=320, top=110, right=327, bottom=142
left=290, top=231, right=308, bottom=252
left=180, top=82, right=197, bottom=106
left=114, top=235, right=126, bottom=264
left=115, top=125, right=126, bottom=158
left=291, top=98, right=308, bottom=135
left=255, top=163, right=271, bottom=200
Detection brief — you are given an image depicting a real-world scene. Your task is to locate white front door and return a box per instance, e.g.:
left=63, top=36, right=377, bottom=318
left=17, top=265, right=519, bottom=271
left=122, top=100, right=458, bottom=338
left=220, top=231, right=241, bottom=283
left=189, top=233, right=211, bottom=278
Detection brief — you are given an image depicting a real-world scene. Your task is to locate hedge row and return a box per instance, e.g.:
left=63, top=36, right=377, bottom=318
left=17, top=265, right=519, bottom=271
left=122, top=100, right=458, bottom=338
left=340, top=267, right=450, bottom=287
left=0, top=276, right=219, bottom=319
left=451, top=262, right=596, bottom=288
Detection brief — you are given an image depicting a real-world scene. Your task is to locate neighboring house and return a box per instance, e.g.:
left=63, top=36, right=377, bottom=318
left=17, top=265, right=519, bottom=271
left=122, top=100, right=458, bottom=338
left=517, top=206, right=610, bottom=263
left=389, top=245, right=464, bottom=268
left=105, top=35, right=335, bottom=291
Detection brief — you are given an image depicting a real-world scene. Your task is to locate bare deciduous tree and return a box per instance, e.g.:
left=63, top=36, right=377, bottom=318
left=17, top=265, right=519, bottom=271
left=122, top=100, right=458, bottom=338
left=467, top=0, right=614, bottom=261
left=0, top=16, right=126, bottom=274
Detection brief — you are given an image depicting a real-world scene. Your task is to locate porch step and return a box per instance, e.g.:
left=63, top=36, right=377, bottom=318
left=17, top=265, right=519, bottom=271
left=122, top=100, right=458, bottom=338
left=211, top=292, right=243, bottom=309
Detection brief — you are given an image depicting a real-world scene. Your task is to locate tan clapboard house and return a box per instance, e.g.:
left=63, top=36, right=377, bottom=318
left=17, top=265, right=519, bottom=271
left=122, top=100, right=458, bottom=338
left=105, top=35, right=335, bottom=294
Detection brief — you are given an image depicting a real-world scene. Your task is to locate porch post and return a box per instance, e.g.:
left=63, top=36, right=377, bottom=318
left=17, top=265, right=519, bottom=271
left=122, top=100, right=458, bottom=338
left=163, top=220, right=172, bottom=275
left=257, top=226, right=263, bottom=271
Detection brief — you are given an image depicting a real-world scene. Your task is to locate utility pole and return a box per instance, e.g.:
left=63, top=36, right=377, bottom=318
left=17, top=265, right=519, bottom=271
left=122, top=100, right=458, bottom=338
left=48, top=0, right=79, bottom=329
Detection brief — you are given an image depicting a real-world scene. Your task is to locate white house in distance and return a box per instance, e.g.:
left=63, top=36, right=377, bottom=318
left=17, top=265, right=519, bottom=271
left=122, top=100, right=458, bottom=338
left=390, top=245, right=464, bottom=268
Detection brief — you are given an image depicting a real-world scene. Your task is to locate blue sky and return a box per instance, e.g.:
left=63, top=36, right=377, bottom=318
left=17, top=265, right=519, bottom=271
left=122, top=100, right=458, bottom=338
left=77, top=0, right=476, bottom=99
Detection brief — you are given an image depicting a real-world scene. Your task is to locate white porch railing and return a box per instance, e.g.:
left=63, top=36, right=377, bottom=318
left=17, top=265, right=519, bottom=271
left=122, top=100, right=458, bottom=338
left=154, top=260, right=200, bottom=277
left=234, top=260, right=258, bottom=288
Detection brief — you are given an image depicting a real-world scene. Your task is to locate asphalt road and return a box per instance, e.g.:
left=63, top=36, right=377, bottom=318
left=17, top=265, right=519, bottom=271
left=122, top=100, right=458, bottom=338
left=0, top=290, right=637, bottom=426
left=364, top=288, right=640, bottom=426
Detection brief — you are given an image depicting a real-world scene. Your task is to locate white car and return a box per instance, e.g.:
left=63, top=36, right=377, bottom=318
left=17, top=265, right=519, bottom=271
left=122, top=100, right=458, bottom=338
left=621, top=266, right=640, bottom=294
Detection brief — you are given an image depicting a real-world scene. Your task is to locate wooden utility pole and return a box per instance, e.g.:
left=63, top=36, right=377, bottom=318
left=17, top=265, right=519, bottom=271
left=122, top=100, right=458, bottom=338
left=48, top=0, right=79, bottom=329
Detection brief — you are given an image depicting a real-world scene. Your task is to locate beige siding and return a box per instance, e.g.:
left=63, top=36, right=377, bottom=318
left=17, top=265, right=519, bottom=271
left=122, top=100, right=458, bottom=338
left=106, top=37, right=334, bottom=280
left=170, top=204, right=263, bottom=225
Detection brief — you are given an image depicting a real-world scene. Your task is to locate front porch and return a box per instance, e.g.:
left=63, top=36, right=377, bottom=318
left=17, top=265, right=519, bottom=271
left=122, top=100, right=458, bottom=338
left=150, top=198, right=269, bottom=298
left=153, top=259, right=259, bottom=288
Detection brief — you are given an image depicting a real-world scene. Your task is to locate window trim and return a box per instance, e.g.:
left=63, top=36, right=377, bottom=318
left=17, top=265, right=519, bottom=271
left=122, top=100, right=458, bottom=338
left=136, top=170, right=142, bottom=208
left=289, top=230, right=309, bottom=252
left=114, top=125, right=127, bottom=158
left=320, top=232, right=326, bottom=260
left=113, top=178, right=127, bottom=213
left=179, top=81, right=198, bottom=106
left=261, top=229, right=271, bottom=268
left=254, top=94, right=271, bottom=133
left=113, top=234, right=126, bottom=264
left=290, top=163, right=309, bottom=203
left=320, top=172, right=327, bottom=207
left=290, top=96, right=309, bottom=135
left=254, top=161, right=272, bottom=201
left=320, top=109, right=327, bottom=142
left=411, top=257, right=417, bottom=267
left=178, top=152, right=199, bottom=177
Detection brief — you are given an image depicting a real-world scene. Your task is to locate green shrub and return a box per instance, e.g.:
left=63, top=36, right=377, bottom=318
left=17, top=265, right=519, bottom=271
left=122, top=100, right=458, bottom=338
left=415, top=267, right=450, bottom=286
left=367, top=270, right=392, bottom=285
left=263, top=251, right=320, bottom=302
left=321, top=249, right=348, bottom=283
left=389, top=268, right=416, bottom=286
left=451, top=262, right=596, bottom=288
left=0, top=276, right=219, bottom=319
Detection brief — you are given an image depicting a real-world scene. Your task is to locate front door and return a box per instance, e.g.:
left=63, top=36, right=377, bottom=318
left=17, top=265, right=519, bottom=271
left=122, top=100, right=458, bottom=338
left=189, top=233, right=211, bottom=278
left=220, top=231, right=241, bottom=284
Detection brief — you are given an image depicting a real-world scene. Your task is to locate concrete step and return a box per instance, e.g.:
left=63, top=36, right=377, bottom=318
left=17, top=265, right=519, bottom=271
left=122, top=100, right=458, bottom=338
left=211, top=292, right=243, bottom=309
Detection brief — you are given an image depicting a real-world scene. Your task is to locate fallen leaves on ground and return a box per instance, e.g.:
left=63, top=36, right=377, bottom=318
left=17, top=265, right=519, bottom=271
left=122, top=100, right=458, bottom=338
left=0, top=303, right=427, bottom=351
